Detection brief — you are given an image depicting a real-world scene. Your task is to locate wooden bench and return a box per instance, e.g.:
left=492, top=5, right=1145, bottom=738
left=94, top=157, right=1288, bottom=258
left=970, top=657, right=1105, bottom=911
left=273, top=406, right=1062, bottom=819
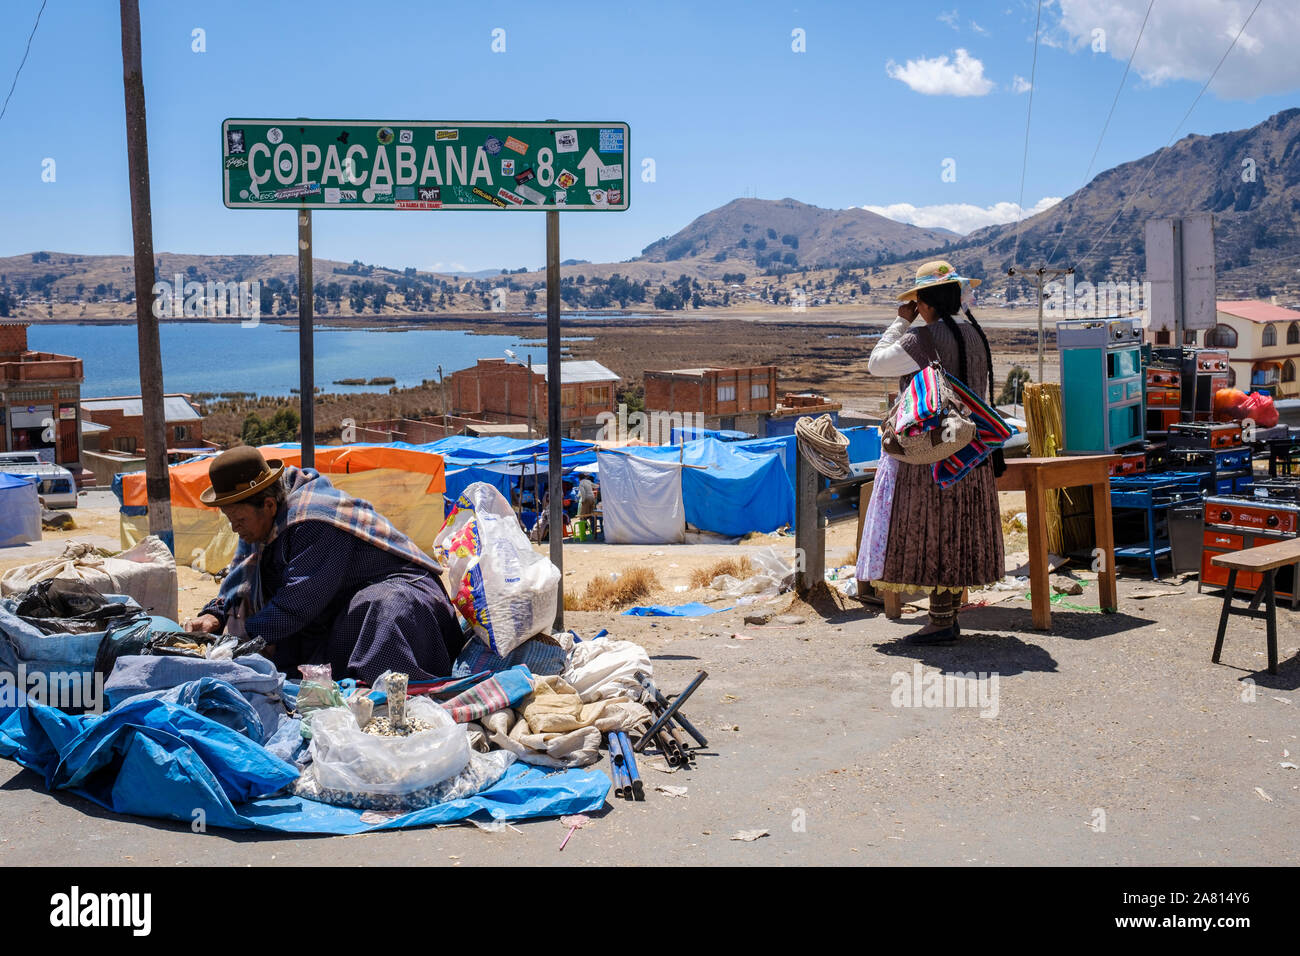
left=1211, top=538, right=1300, bottom=675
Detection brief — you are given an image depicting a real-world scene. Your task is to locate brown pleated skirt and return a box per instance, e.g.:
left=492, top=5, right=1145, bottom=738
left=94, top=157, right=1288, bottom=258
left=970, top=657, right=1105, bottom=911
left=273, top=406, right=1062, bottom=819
left=872, top=457, right=1005, bottom=593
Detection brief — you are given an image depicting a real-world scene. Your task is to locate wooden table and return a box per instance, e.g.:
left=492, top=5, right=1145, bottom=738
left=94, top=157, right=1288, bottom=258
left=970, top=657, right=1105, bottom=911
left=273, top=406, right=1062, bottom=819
left=998, top=455, right=1120, bottom=629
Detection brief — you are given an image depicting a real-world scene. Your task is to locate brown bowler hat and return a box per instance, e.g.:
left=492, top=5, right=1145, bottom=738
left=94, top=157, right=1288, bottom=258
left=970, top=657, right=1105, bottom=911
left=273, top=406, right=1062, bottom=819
left=200, top=446, right=284, bottom=507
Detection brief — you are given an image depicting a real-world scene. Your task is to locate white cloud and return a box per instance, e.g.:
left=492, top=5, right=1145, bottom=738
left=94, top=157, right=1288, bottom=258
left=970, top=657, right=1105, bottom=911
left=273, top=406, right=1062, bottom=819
left=970, top=20, right=990, bottom=35
left=885, top=48, right=995, bottom=97
left=938, top=9, right=960, bottom=29
left=860, top=197, right=1062, bottom=234
left=1011, top=74, right=1032, bottom=93
left=1054, top=0, right=1300, bottom=99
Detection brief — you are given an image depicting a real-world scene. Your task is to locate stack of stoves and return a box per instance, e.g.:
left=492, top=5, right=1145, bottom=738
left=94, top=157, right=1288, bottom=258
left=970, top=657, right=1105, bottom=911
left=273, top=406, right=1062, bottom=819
left=1200, top=478, right=1300, bottom=602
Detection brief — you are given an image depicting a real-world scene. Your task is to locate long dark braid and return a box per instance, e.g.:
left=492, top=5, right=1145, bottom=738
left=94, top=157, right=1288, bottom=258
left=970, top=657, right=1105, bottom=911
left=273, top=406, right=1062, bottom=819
left=962, top=308, right=997, bottom=403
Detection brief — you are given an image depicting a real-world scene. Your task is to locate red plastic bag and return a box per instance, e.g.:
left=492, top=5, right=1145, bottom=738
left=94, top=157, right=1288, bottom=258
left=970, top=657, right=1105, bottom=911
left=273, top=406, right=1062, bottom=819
left=1240, top=391, right=1279, bottom=429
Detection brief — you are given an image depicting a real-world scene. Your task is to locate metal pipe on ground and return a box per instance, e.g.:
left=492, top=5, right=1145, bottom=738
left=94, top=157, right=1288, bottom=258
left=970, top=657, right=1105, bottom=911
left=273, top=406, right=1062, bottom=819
left=615, top=731, right=644, bottom=800
left=633, top=670, right=709, bottom=754
left=606, top=732, right=631, bottom=798
left=637, top=671, right=708, bottom=748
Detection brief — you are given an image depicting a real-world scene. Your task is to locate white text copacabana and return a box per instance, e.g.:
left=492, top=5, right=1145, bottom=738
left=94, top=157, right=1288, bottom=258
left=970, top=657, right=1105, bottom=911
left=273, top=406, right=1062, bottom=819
left=247, top=142, right=565, bottom=191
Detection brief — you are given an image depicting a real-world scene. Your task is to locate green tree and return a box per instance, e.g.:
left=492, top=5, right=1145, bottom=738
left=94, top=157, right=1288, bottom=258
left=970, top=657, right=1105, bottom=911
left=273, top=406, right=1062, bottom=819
left=997, top=366, right=1032, bottom=405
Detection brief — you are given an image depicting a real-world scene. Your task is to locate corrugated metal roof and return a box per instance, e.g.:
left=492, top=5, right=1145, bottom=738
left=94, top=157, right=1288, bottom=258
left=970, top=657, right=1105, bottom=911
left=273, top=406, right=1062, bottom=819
left=538, top=361, right=620, bottom=384
left=1217, top=300, right=1300, bottom=324
left=82, top=395, right=203, bottom=421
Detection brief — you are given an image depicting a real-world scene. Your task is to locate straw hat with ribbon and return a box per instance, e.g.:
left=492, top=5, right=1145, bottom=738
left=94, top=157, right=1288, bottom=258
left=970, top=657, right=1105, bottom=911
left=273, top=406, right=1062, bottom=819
left=897, top=259, right=982, bottom=302
left=200, top=446, right=284, bottom=507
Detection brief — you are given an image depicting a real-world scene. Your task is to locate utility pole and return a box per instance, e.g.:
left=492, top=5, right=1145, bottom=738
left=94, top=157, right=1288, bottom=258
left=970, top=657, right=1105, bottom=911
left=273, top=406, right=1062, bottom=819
left=546, top=209, right=564, bottom=629
left=1008, top=265, right=1073, bottom=383
left=119, top=0, right=172, bottom=548
left=437, top=365, right=448, bottom=433
left=527, top=353, right=534, bottom=439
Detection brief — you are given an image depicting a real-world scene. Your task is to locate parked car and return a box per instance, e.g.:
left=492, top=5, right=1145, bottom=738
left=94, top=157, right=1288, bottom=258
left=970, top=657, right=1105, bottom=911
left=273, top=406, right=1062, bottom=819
left=0, top=452, right=79, bottom=508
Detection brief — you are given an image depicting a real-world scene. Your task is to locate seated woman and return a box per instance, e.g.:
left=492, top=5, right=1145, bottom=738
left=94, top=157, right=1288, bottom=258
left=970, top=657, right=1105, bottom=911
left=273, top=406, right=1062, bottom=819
left=184, top=447, right=464, bottom=683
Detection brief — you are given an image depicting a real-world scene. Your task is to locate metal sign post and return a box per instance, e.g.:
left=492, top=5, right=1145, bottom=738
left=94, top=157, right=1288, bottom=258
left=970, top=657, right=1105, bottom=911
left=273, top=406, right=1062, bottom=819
left=222, top=118, right=629, bottom=624
left=297, top=210, right=314, bottom=467
left=1008, top=265, right=1073, bottom=382
left=546, top=211, right=565, bottom=628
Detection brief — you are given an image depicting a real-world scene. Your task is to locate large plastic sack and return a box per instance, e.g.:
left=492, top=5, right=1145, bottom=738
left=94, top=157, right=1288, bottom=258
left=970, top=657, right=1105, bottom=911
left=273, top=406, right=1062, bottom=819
left=432, top=482, right=560, bottom=656
left=0, top=536, right=178, bottom=621
left=563, top=639, right=653, bottom=703
left=306, top=697, right=470, bottom=798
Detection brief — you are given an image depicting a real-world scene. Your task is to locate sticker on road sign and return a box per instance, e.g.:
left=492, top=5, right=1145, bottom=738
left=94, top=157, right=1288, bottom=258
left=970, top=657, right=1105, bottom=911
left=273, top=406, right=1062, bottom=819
left=473, top=186, right=507, bottom=208
left=504, top=135, right=528, bottom=155
left=598, top=163, right=622, bottom=180
left=267, top=127, right=283, bottom=144
left=590, top=188, right=607, bottom=206
left=399, top=129, right=413, bottom=144
left=485, top=136, right=502, bottom=155
left=501, top=159, right=515, bottom=175
left=606, top=187, right=622, bottom=204
left=514, top=167, right=535, bottom=185
left=436, top=129, right=458, bottom=141
left=497, top=187, right=525, bottom=205
left=598, top=128, right=624, bottom=152
left=554, top=190, right=567, bottom=204
left=377, top=127, right=395, bottom=145
left=554, top=129, right=578, bottom=153
left=556, top=169, right=576, bottom=189
left=418, top=186, right=441, bottom=201
left=226, top=129, right=246, bottom=154
left=516, top=183, right=545, bottom=204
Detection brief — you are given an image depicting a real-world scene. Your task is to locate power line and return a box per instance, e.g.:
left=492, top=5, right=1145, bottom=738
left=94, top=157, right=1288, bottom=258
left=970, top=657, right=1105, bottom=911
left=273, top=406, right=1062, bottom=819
left=1010, top=0, right=1044, bottom=271
left=1074, top=0, right=1265, bottom=272
left=1045, top=0, right=1156, bottom=266
left=0, top=0, right=48, bottom=125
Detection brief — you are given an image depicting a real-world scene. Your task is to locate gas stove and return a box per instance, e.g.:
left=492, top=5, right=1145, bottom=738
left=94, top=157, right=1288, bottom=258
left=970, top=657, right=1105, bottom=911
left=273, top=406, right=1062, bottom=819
left=1201, top=490, right=1299, bottom=599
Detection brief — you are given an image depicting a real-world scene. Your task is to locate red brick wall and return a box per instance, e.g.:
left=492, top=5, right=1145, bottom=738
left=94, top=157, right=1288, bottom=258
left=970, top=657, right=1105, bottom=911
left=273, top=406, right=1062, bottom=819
left=0, top=324, right=28, bottom=357
left=82, top=408, right=204, bottom=454
left=645, top=366, right=777, bottom=416
left=450, top=359, right=614, bottom=429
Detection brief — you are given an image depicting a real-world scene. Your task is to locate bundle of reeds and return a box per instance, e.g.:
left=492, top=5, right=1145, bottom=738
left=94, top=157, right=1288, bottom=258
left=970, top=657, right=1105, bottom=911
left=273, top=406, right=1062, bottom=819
left=1022, top=383, right=1096, bottom=555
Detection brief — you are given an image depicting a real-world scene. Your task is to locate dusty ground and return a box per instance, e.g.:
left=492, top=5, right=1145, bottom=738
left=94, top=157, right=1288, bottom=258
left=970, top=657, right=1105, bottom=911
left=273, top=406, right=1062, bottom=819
left=2, top=494, right=1297, bottom=866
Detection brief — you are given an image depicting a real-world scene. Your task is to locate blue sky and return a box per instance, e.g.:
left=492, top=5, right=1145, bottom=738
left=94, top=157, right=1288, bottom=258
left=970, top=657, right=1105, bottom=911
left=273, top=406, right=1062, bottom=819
left=1, top=0, right=1296, bottom=272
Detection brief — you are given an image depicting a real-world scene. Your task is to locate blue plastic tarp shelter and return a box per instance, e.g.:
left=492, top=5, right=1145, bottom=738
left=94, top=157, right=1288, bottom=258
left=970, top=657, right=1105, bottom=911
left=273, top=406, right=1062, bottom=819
left=625, top=437, right=795, bottom=537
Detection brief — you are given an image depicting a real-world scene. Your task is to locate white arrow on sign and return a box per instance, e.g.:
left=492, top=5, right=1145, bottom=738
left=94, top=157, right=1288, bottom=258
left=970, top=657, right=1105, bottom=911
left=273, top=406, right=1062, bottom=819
left=577, top=148, right=602, bottom=187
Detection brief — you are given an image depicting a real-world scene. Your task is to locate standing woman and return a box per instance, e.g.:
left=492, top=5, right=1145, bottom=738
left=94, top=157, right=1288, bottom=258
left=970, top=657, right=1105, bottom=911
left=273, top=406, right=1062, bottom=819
left=866, top=261, right=1004, bottom=643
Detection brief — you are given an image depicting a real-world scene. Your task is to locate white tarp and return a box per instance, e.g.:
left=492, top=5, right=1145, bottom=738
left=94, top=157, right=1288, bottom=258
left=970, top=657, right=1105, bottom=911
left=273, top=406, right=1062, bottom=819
left=596, top=451, right=684, bottom=544
left=0, top=475, right=40, bottom=547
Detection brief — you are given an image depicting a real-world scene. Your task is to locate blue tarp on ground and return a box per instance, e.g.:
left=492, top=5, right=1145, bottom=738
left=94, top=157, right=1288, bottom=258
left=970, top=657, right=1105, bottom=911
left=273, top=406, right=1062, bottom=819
left=0, top=687, right=609, bottom=835
left=625, top=437, right=795, bottom=536
left=622, top=602, right=727, bottom=617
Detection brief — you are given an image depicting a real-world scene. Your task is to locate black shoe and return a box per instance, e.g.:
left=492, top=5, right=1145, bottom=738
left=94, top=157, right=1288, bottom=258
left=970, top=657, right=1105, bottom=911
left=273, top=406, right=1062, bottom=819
left=905, top=625, right=958, bottom=645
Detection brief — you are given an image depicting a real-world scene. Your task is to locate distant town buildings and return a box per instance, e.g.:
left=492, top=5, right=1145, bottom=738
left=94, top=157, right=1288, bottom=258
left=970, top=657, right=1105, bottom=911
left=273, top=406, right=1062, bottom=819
left=449, top=358, right=620, bottom=439
left=0, top=321, right=84, bottom=466
left=81, top=394, right=206, bottom=455
left=643, top=365, right=841, bottom=437
left=1169, top=300, right=1300, bottom=398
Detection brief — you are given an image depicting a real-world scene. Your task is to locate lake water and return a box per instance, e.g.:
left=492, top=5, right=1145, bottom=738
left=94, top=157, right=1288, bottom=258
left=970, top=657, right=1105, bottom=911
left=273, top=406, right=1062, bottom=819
left=27, top=322, right=552, bottom=398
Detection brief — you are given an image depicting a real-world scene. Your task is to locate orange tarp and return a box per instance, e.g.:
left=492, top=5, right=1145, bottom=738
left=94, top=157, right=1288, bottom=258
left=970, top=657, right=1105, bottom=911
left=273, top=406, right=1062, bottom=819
left=121, top=444, right=446, bottom=508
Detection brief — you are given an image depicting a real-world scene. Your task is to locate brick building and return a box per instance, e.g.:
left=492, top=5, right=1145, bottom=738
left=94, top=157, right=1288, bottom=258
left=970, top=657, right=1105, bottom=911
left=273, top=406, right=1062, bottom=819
left=643, top=366, right=778, bottom=435
left=0, top=322, right=85, bottom=466
left=449, top=358, right=619, bottom=439
left=81, top=394, right=205, bottom=455
left=766, top=390, right=844, bottom=436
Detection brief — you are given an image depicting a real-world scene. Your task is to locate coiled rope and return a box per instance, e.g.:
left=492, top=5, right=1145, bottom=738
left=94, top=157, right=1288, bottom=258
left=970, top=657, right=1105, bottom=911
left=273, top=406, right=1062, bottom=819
left=794, top=414, right=850, bottom=479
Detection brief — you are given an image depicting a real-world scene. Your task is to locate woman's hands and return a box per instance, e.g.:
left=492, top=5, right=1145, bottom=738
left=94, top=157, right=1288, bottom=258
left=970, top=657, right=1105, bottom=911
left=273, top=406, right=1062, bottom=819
left=183, top=613, right=222, bottom=634
left=897, top=301, right=919, bottom=322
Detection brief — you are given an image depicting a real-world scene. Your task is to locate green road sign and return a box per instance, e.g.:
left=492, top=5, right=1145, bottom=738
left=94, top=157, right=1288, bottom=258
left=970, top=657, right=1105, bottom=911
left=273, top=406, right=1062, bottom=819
left=222, top=119, right=629, bottom=212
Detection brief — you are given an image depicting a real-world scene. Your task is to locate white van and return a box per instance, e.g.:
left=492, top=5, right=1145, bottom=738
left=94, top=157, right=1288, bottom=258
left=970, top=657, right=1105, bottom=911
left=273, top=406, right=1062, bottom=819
left=0, top=452, right=79, bottom=509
